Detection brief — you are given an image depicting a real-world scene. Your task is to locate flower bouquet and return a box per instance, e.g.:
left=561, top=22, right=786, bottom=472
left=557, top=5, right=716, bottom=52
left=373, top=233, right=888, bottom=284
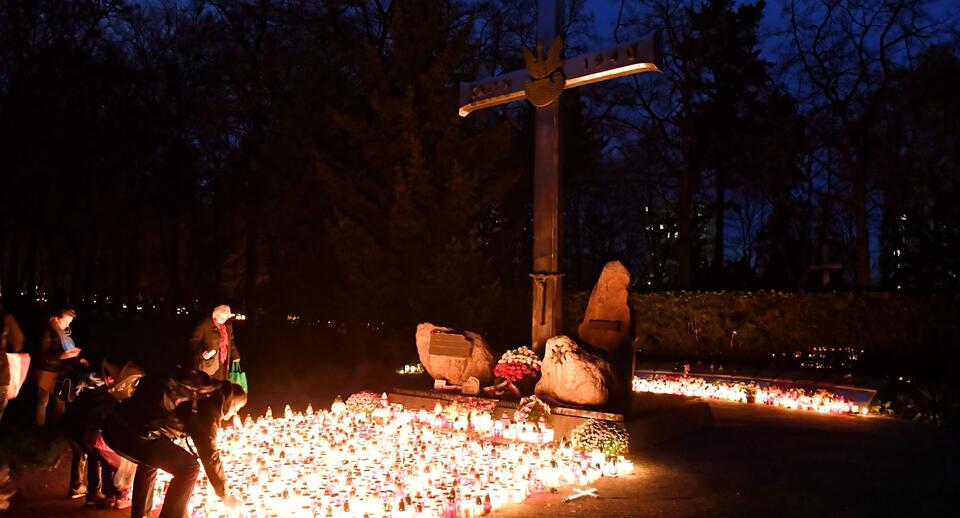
left=484, top=346, right=542, bottom=398
left=514, top=395, right=551, bottom=423
left=345, top=391, right=385, bottom=414
left=570, top=419, right=629, bottom=458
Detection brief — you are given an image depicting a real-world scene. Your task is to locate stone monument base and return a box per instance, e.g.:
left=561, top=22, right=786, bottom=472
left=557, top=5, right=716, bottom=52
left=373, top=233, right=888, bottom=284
left=388, top=388, right=712, bottom=452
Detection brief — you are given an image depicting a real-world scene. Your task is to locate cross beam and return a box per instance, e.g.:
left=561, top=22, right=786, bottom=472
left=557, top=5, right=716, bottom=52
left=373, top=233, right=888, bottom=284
left=458, top=0, right=660, bottom=353
left=458, top=35, right=661, bottom=117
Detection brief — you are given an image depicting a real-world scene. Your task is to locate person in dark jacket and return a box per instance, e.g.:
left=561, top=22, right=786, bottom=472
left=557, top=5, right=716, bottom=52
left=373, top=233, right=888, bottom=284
left=35, top=308, right=87, bottom=427
left=187, top=305, right=240, bottom=381
left=102, top=371, right=245, bottom=518
left=1, top=301, right=25, bottom=510
left=0, top=301, right=25, bottom=421
left=35, top=308, right=90, bottom=499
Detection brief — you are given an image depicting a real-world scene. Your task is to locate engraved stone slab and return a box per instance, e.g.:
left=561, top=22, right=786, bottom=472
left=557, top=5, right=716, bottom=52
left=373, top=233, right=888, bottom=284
left=416, top=323, right=495, bottom=386
left=535, top=335, right=614, bottom=406
left=578, top=260, right=632, bottom=353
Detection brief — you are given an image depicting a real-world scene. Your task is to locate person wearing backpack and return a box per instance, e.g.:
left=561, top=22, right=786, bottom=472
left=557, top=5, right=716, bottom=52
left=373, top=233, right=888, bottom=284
left=102, top=370, right=245, bottom=518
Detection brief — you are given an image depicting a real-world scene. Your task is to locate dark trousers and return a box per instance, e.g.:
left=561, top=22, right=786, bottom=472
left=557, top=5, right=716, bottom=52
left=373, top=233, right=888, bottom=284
left=68, top=443, right=87, bottom=491
left=103, top=418, right=199, bottom=518
left=87, top=449, right=117, bottom=496
left=67, top=433, right=118, bottom=497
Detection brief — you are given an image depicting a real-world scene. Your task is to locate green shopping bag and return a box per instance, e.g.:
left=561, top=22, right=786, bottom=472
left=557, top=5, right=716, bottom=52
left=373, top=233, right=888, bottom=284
left=227, top=360, right=248, bottom=393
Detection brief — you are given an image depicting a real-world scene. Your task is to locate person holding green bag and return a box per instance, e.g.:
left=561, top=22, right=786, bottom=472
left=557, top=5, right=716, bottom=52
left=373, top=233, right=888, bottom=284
left=188, top=305, right=242, bottom=383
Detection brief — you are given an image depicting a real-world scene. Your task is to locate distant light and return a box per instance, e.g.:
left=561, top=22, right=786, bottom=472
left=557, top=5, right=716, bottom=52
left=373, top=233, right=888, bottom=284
left=396, top=363, right=425, bottom=375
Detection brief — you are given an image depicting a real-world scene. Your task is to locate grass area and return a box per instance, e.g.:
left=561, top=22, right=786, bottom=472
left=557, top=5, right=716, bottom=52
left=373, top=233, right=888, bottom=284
left=0, top=394, right=68, bottom=468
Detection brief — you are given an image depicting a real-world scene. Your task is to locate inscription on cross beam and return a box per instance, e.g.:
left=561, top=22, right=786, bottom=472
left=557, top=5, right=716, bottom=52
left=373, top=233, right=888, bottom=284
left=458, top=0, right=660, bottom=353
left=459, top=35, right=661, bottom=117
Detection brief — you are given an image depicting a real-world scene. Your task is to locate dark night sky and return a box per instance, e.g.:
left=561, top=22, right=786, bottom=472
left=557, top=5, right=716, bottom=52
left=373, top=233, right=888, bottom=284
left=585, top=0, right=959, bottom=55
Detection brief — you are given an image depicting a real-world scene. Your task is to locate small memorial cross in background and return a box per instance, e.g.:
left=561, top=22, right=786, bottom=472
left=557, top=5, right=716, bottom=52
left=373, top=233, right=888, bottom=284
left=459, top=0, right=661, bottom=353
left=807, top=245, right=843, bottom=287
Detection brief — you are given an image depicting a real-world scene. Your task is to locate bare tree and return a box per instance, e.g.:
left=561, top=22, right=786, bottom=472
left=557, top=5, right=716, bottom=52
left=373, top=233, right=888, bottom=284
left=781, top=0, right=942, bottom=287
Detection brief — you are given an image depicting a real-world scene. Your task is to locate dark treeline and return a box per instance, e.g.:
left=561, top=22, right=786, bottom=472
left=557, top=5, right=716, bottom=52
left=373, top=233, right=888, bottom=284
left=0, top=0, right=958, bottom=335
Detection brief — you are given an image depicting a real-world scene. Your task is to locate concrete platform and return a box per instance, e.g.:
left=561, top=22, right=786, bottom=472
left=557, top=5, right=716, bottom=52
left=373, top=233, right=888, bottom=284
left=388, top=388, right=713, bottom=452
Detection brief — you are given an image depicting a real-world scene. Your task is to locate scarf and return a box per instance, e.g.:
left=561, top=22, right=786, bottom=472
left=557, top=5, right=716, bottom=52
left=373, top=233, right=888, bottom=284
left=213, top=317, right=229, bottom=364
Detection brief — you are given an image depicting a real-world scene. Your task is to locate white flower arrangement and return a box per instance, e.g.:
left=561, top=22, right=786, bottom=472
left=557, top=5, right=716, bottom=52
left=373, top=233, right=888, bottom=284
left=570, top=419, right=629, bottom=457
left=497, top=346, right=542, bottom=368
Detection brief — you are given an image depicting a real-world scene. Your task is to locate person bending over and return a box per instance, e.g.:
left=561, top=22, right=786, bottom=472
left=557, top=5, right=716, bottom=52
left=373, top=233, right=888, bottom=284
left=103, top=370, right=245, bottom=518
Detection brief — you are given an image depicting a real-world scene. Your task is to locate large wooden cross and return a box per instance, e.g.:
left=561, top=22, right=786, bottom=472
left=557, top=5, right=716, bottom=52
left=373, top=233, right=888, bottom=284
left=459, top=0, right=661, bottom=353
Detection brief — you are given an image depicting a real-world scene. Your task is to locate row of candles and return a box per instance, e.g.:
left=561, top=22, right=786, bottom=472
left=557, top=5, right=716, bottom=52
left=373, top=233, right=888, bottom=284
left=155, top=398, right=633, bottom=517
left=632, top=375, right=869, bottom=415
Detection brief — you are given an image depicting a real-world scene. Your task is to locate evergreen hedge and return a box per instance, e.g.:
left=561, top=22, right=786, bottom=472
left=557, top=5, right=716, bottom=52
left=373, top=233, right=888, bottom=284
left=564, top=291, right=960, bottom=375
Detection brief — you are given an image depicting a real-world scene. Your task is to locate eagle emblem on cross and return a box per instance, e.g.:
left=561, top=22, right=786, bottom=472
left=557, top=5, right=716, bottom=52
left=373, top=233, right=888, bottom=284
left=523, top=36, right=565, bottom=108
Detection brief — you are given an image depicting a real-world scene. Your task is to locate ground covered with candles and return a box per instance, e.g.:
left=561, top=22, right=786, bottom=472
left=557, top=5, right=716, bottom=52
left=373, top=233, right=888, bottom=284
left=150, top=395, right=633, bottom=517
left=9, top=397, right=957, bottom=517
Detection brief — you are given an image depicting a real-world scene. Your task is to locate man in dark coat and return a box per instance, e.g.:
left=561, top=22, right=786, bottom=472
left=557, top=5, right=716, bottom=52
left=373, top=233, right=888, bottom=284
left=102, top=370, right=245, bottom=518
left=187, top=305, right=240, bottom=381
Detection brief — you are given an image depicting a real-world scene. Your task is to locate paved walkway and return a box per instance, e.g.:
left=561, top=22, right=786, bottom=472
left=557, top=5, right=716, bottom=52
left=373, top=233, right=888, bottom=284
left=3, top=401, right=956, bottom=517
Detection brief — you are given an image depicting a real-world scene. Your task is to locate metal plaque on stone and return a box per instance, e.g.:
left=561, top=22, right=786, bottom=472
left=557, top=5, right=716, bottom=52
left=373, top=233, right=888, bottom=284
left=428, top=332, right=473, bottom=358
left=588, top=319, right=621, bottom=332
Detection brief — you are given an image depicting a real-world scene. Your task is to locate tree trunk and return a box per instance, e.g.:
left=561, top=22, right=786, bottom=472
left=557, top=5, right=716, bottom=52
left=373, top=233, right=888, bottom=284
left=677, top=164, right=693, bottom=289
left=713, top=172, right=725, bottom=282
left=852, top=168, right=871, bottom=287
left=245, top=217, right=258, bottom=316
left=24, top=228, right=38, bottom=292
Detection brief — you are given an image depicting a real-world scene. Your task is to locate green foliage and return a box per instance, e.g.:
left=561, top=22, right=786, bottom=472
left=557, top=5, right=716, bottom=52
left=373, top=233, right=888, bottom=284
left=873, top=381, right=960, bottom=427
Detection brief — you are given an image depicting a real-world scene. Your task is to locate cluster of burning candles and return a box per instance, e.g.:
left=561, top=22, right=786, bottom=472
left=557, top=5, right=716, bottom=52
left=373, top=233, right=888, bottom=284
left=632, top=375, right=868, bottom=415
left=155, top=397, right=634, bottom=517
